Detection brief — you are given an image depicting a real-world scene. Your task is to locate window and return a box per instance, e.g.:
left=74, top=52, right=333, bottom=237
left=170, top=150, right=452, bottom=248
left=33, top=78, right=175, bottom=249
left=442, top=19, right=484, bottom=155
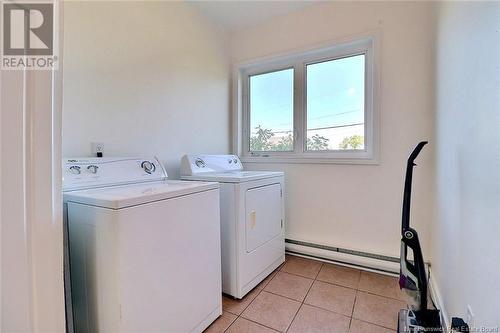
left=306, top=55, right=365, bottom=151
left=238, top=36, right=378, bottom=163
left=250, top=69, right=294, bottom=152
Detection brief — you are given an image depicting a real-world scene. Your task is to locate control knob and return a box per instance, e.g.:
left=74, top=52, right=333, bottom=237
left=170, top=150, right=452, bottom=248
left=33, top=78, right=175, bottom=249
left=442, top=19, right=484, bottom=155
left=69, top=166, right=81, bottom=175
left=195, top=158, right=205, bottom=168
left=141, top=161, right=156, bottom=174
left=87, top=165, right=99, bottom=174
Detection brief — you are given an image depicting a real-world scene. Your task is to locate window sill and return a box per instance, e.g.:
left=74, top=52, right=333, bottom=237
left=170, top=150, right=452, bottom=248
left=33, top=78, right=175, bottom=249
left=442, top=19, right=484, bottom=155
left=240, top=156, right=379, bottom=165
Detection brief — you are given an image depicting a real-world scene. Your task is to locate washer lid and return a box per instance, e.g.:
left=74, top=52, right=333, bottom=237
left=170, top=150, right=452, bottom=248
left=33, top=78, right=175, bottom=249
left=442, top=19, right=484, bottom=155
left=64, top=180, right=218, bottom=209
left=181, top=170, right=284, bottom=183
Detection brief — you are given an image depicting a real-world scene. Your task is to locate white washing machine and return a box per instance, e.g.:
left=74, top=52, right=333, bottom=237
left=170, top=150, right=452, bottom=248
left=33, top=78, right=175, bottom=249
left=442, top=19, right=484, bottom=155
left=63, top=157, right=221, bottom=333
left=180, top=155, right=285, bottom=299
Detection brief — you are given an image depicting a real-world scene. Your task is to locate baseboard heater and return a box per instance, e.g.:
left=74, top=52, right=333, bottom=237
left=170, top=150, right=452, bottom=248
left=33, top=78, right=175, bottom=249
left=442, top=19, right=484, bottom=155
left=285, top=238, right=401, bottom=275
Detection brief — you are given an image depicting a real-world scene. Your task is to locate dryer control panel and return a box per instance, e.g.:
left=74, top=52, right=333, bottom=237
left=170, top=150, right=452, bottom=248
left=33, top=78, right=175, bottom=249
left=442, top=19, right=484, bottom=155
left=180, top=154, right=243, bottom=176
left=63, top=157, right=167, bottom=191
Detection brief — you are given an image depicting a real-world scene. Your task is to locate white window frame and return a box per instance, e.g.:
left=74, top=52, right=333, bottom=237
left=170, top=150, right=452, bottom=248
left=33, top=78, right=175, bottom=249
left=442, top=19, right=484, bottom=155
left=232, top=33, right=380, bottom=164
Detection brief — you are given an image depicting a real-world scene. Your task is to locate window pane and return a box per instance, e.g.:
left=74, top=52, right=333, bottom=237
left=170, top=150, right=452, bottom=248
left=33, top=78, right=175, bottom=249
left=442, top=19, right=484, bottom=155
left=306, top=54, right=365, bottom=151
left=249, top=68, right=294, bottom=152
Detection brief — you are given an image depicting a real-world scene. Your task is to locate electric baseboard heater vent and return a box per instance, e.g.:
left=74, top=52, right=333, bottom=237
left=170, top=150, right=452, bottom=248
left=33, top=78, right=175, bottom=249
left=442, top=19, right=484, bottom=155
left=285, top=238, right=402, bottom=274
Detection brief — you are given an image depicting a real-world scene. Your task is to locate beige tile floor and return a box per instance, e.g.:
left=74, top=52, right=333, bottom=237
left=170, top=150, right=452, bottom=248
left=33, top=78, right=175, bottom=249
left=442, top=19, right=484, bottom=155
left=204, top=255, right=411, bottom=333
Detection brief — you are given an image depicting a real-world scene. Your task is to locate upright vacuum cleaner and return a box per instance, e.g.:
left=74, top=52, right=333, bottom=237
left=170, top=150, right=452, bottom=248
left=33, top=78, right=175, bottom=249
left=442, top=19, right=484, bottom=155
left=398, top=141, right=442, bottom=332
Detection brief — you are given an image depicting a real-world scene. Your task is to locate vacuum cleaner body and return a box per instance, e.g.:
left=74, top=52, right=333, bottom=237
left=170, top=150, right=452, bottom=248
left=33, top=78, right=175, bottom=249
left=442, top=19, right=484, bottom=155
left=398, top=142, right=442, bottom=332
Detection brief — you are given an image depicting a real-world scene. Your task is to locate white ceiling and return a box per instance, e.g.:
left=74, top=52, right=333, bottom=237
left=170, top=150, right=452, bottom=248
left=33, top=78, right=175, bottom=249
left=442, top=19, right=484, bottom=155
left=189, top=1, right=321, bottom=32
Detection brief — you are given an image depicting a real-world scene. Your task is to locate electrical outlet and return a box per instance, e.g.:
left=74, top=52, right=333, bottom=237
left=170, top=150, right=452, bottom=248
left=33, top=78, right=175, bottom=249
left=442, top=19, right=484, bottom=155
left=466, top=304, right=475, bottom=329
left=91, top=142, right=104, bottom=157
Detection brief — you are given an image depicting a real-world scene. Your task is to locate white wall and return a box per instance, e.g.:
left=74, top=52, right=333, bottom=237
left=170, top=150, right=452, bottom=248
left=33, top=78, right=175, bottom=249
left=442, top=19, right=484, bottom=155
left=62, top=1, right=230, bottom=178
left=230, top=1, right=436, bottom=257
left=433, top=2, right=500, bottom=327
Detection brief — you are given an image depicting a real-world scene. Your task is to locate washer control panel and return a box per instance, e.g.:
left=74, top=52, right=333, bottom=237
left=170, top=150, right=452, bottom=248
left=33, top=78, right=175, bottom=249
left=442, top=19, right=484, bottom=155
left=180, top=154, right=242, bottom=176
left=63, top=157, right=167, bottom=191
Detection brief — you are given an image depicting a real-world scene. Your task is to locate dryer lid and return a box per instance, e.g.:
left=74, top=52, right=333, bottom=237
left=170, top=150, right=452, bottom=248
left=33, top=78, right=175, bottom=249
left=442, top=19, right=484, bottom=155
left=181, top=170, right=284, bottom=183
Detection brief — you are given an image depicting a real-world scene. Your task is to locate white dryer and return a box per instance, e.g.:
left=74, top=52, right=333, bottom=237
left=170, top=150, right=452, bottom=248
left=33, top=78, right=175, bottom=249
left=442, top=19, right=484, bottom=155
left=63, top=157, right=221, bottom=333
left=180, top=155, right=285, bottom=299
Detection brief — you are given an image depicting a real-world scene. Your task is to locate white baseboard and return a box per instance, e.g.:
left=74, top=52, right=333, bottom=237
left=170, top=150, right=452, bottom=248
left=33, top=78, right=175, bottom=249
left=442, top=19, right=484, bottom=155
left=428, top=267, right=450, bottom=330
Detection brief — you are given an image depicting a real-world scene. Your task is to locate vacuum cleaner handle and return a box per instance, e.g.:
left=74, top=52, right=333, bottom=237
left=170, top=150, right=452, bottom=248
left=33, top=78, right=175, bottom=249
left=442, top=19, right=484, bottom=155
left=408, top=141, right=428, bottom=165
left=402, top=141, right=428, bottom=232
